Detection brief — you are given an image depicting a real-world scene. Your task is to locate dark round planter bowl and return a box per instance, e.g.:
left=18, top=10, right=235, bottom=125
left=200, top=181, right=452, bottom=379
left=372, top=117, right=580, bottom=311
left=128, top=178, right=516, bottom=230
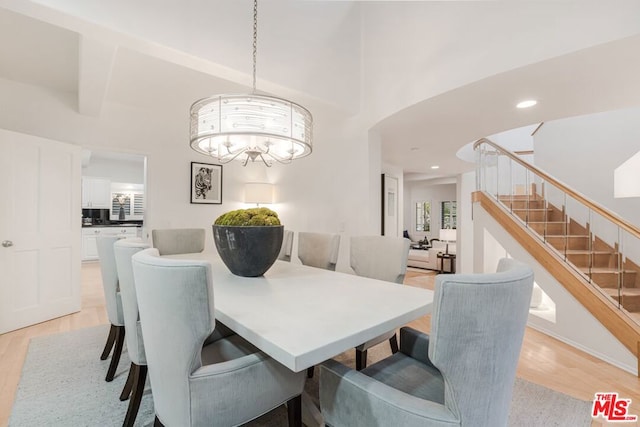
left=212, top=225, right=284, bottom=277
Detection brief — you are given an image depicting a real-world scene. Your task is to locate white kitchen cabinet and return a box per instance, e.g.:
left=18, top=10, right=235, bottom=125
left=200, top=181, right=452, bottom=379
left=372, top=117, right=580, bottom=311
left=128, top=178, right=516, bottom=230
left=81, top=227, right=139, bottom=261
left=82, top=177, right=111, bottom=208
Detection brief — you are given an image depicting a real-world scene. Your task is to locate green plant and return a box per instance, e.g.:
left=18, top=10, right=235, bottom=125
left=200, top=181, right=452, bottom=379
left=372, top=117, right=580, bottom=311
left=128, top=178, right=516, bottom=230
left=214, top=207, right=281, bottom=226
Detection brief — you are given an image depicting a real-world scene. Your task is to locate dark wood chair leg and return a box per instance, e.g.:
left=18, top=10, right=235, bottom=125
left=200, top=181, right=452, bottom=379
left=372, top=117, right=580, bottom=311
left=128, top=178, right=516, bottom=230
left=100, top=324, right=117, bottom=360
left=287, top=395, right=302, bottom=427
left=105, top=325, right=125, bottom=382
left=307, top=366, right=314, bottom=378
left=356, top=348, right=367, bottom=371
left=389, top=334, right=399, bottom=354
left=153, top=416, right=164, bottom=427
left=120, top=363, right=137, bottom=401
left=123, top=364, right=148, bottom=427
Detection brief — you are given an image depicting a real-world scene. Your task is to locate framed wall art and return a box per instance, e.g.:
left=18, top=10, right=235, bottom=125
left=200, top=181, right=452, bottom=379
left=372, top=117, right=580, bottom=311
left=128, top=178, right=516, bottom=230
left=381, top=173, right=399, bottom=236
left=190, top=162, right=222, bottom=204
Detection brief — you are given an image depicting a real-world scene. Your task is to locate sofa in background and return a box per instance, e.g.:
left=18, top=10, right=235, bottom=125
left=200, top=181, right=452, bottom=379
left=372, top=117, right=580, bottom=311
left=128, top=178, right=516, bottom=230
left=407, top=241, right=456, bottom=270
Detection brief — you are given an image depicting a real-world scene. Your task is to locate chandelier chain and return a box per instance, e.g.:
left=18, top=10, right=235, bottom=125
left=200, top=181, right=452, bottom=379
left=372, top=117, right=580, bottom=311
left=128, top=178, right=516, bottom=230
left=188, top=0, right=312, bottom=167
left=252, top=0, right=258, bottom=94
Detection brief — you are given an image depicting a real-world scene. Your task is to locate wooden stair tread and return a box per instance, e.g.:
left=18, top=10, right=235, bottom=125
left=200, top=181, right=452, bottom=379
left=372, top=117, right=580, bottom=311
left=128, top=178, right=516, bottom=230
left=529, top=221, right=565, bottom=224
left=603, top=288, right=640, bottom=296
left=492, top=191, right=640, bottom=321
left=582, top=267, right=636, bottom=274
left=546, top=234, right=589, bottom=238
left=498, top=195, right=543, bottom=200
left=564, top=249, right=615, bottom=255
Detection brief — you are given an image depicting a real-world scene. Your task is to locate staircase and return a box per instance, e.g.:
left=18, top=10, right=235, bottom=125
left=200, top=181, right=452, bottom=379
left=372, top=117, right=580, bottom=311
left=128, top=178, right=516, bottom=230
left=475, top=137, right=640, bottom=371
left=500, top=194, right=640, bottom=321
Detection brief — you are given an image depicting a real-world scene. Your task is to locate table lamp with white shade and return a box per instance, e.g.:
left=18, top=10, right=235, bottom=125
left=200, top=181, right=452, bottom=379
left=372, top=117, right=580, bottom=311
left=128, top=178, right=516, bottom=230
left=244, top=183, right=274, bottom=206
left=439, top=228, right=456, bottom=254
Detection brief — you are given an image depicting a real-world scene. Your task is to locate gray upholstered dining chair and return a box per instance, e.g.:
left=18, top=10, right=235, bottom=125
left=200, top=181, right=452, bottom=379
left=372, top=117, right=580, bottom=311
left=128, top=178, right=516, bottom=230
left=297, top=231, right=340, bottom=271
left=96, top=236, right=126, bottom=382
left=320, top=258, right=534, bottom=427
left=278, top=229, right=294, bottom=262
left=297, top=231, right=341, bottom=378
left=350, top=235, right=410, bottom=370
left=131, top=248, right=306, bottom=427
left=151, top=228, right=205, bottom=255
left=113, top=239, right=150, bottom=427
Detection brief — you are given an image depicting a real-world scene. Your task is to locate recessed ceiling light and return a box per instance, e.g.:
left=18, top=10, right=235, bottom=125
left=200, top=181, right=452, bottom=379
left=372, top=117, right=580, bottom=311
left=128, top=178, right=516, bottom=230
left=516, top=100, right=537, bottom=109
left=431, top=165, right=440, bottom=169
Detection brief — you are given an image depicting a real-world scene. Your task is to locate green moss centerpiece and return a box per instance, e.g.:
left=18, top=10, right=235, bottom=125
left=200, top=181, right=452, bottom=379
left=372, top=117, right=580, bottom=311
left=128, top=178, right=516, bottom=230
left=212, top=207, right=284, bottom=277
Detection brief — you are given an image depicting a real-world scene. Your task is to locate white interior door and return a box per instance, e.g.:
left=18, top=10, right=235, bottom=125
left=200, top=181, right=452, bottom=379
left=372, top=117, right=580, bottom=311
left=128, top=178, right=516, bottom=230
left=0, top=129, right=81, bottom=334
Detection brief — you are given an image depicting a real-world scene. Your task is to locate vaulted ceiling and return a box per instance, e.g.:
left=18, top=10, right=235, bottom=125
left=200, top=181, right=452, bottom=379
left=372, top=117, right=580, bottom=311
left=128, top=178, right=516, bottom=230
left=2, top=0, right=640, bottom=179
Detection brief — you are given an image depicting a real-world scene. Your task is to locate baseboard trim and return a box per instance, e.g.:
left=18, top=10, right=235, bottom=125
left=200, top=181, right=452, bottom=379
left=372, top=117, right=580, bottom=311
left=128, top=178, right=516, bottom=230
left=527, top=322, right=637, bottom=376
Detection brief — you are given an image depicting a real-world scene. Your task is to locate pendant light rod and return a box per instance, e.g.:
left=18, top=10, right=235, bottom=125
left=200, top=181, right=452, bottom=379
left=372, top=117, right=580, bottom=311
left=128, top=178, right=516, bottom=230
left=189, top=0, right=313, bottom=166
left=252, top=0, right=258, bottom=94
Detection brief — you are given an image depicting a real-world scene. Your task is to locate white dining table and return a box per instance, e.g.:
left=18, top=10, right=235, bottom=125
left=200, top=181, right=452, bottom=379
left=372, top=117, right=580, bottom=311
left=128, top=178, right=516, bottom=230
left=166, top=252, right=434, bottom=426
left=167, top=252, right=434, bottom=372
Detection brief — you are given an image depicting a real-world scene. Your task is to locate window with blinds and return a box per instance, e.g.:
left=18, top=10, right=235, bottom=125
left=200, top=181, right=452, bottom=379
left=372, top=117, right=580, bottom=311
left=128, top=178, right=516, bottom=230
left=133, top=193, right=144, bottom=215
left=441, top=201, right=457, bottom=229
left=112, top=194, right=131, bottom=216
left=110, top=192, right=144, bottom=220
left=415, top=201, right=431, bottom=232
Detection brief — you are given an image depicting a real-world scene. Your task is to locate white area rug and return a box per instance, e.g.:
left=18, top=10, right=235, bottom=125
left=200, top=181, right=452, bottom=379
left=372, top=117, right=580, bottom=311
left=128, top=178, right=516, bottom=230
left=10, top=325, right=594, bottom=426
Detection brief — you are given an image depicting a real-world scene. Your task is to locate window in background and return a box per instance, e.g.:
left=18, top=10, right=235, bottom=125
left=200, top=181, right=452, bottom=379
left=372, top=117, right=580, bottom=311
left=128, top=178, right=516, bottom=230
left=441, top=201, right=457, bottom=229
left=416, top=201, right=431, bottom=232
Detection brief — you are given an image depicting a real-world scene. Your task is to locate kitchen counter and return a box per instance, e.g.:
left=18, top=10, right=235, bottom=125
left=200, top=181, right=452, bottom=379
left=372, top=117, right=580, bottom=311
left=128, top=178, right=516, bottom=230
left=81, top=224, right=143, bottom=260
left=82, top=223, right=142, bottom=228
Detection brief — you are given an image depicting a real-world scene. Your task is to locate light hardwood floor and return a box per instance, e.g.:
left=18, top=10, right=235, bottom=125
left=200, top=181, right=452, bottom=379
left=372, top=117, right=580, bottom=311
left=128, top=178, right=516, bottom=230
left=0, top=265, right=638, bottom=427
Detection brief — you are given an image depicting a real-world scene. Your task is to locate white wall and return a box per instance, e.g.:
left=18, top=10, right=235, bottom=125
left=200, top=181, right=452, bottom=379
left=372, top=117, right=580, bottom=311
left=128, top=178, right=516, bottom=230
left=382, top=162, right=404, bottom=237
left=0, top=76, right=375, bottom=274
left=266, top=113, right=376, bottom=273
left=16, top=0, right=640, bottom=131
left=368, top=130, right=383, bottom=237
left=474, top=204, right=637, bottom=375
left=488, top=124, right=536, bottom=153
left=25, top=0, right=363, bottom=112
left=534, top=107, right=640, bottom=264
left=458, top=171, right=475, bottom=274
left=83, top=156, right=144, bottom=184
left=534, top=107, right=640, bottom=228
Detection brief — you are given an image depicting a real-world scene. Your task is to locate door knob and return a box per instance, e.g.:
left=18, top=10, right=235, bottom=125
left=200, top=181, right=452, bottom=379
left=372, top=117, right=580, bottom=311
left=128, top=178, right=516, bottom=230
left=2, top=240, right=13, bottom=247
